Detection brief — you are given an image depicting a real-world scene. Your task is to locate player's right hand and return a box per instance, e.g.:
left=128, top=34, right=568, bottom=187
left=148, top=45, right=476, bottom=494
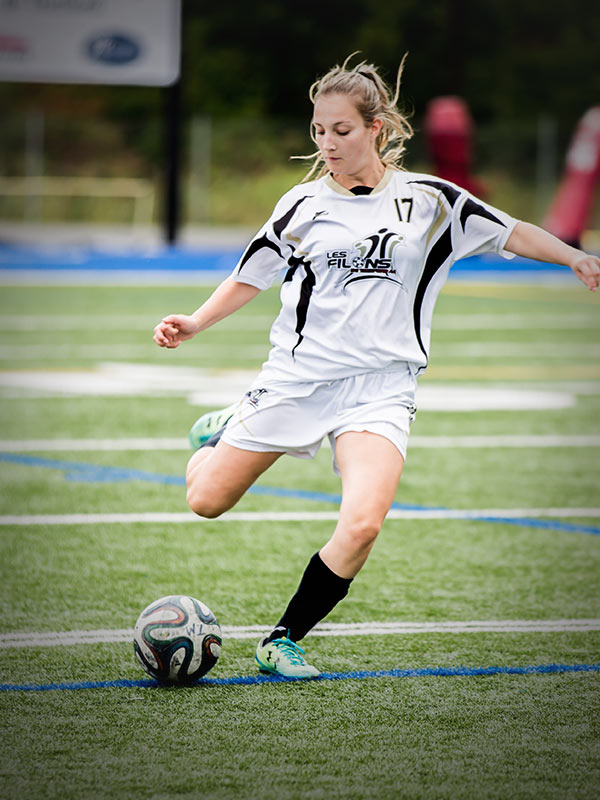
left=153, top=314, right=199, bottom=348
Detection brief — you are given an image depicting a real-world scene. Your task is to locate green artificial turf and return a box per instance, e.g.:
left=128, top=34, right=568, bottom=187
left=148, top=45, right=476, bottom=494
left=0, top=278, right=599, bottom=799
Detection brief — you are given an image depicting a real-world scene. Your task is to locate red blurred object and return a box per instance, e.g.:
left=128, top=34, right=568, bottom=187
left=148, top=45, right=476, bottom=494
left=424, top=96, right=487, bottom=198
left=543, top=107, right=600, bottom=247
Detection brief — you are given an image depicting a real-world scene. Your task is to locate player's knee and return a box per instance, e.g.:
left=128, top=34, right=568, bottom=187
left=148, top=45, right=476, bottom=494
left=343, top=514, right=383, bottom=551
left=186, top=484, right=229, bottom=519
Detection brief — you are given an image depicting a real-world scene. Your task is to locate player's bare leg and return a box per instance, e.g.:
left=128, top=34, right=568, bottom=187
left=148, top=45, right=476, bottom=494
left=320, top=430, right=404, bottom=578
left=256, top=430, right=404, bottom=678
left=185, top=441, right=281, bottom=519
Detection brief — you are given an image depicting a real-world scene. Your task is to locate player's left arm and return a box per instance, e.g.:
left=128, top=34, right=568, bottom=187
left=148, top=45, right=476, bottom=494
left=505, top=221, right=600, bottom=292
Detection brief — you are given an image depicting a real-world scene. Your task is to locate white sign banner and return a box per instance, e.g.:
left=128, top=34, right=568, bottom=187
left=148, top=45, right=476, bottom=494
left=0, top=0, right=180, bottom=86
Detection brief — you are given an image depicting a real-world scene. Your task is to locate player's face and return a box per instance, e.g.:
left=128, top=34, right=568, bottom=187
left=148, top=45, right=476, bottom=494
left=312, top=93, right=382, bottom=180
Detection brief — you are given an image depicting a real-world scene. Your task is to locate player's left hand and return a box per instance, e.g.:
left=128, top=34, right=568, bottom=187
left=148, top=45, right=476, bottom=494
left=571, top=253, right=600, bottom=291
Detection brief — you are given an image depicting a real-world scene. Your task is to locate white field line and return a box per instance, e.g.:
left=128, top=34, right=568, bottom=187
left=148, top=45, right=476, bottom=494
left=2, top=434, right=600, bottom=452
left=410, top=434, right=600, bottom=448
left=0, top=437, right=191, bottom=451
left=0, top=269, right=234, bottom=287
left=433, top=314, right=598, bottom=330
left=2, top=342, right=599, bottom=360
left=0, top=315, right=275, bottom=331
left=432, top=343, right=600, bottom=357
left=0, top=270, right=578, bottom=287
left=0, top=313, right=594, bottom=331
left=0, top=508, right=598, bottom=526
left=2, top=618, right=599, bottom=649
left=0, top=344, right=268, bottom=359
left=0, top=368, right=578, bottom=410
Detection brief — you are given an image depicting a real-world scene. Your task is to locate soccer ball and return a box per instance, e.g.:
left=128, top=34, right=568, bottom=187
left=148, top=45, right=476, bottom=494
left=133, top=595, right=222, bottom=684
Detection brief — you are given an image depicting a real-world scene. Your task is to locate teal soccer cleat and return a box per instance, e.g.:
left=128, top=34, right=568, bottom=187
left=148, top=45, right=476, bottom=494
left=255, top=635, right=320, bottom=679
left=188, top=403, right=238, bottom=450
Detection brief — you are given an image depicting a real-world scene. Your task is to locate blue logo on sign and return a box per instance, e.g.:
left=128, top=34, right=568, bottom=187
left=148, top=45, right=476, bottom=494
left=86, top=33, right=141, bottom=65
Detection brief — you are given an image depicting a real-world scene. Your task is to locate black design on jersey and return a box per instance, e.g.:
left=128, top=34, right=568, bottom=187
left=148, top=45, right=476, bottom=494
left=287, top=253, right=316, bottom=357
left=238, top=195, right=312, bottom=275
left=362, top=228, right=400, bottom=259
left=245, top=387, right=268, bottom=407
left=283, top=263, right=298, bottom=283
left=460, top=197, right=507, bottom=231
left=408, top=180, right=461, bottom=208
left=230, top=170, right=517, bottom=381
left=237, top=234, right=282, bottom=274
left=328, top=228, right=407, bottom=291
left=273, top=195, right=312, bottom=239
left=413, top=224, right=453, bottom=364
left=343, top=274, right=404, bottom=290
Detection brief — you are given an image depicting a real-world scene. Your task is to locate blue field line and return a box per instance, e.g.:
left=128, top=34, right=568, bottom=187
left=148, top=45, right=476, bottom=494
left=1, top=452, right=598, bottom=535
left=0, top=453, right=185, bottom=486
left=249, top=484, right=432, bottom=511
left=480, top=516, right=600, bottom=536
left=0, top=244, right=572, bottom=275
left=0, top=453, right=432, bottom=511
left=249, top=484, right=342, bottom=505
left=0, top=244, right=242, bottom=272
left=1, top=661, right=599, bottom=692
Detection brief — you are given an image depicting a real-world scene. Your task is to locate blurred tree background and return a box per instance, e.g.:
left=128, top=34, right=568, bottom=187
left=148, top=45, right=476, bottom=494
left=1, top=0, right=598, bottom=230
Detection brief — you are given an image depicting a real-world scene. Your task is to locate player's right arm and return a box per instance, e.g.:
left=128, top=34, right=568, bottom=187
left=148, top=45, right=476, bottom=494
left=153, top=277, right=261, bottom=349
left=154, top=184, right=310, bottom=349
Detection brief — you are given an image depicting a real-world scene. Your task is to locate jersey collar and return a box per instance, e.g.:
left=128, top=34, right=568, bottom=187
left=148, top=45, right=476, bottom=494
left=324, top=167, right=394, bottom=197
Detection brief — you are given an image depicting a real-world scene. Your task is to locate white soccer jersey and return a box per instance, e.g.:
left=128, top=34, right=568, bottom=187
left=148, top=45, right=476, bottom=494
left=231, top=168, right=519, bottom=382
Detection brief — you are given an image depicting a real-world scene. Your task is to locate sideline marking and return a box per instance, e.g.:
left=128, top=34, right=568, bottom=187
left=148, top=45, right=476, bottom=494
left=0, top=344, right=268, bottom=360
left=2, top=619, right=599, bottom=649
left=0, top=510, right=598, bottom=537
left=0, top=366, right=577, bottom=410
left=0, top=454, right=598, bottom=535
left=434, top=313, right=598, bottom=330
left=0, top=509, right=599, bottom=541
left=0, top=438, right=191, bottom=451
left=2, top=434, right=600, bottom=451
left=0, top=269, right=233, bottom=286
left=411, top=434, right=600, bottom=448
left=1, top=662, right=599, bottom=692
left=0, top=509, right=599, bottom=526
left=432, top=343, right=600, bottom=357
left=0, top=314, right=274, bottom=331
left=0, top=313, right=594, bottom=331
left=440, top=283, right=586, bottom=299
left=426, top=365, right=600, bottom=380
left=2, top=342, right=599, bottom=360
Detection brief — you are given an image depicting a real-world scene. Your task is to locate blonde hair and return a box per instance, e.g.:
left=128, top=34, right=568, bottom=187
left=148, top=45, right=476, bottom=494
left=295, top=53, right=414, bottom=182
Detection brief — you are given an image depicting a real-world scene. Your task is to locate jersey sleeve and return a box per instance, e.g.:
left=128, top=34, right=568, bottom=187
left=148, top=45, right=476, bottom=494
left=450, top=190, right=520, bottom=263
left=230, top=188, right=313, bottom=290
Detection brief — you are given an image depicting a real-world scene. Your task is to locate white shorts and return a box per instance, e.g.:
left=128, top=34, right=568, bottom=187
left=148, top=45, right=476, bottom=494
left=221, top=366, right=417, bottom=475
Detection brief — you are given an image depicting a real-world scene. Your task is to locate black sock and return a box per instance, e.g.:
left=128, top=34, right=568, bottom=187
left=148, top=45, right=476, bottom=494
left=266, top=552, right=353, bottom=643
left=263, top=625, right=287, bottom=644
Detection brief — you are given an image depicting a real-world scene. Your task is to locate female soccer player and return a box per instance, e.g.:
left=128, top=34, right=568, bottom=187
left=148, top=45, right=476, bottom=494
left=154, top=55, right=600, bottom=678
